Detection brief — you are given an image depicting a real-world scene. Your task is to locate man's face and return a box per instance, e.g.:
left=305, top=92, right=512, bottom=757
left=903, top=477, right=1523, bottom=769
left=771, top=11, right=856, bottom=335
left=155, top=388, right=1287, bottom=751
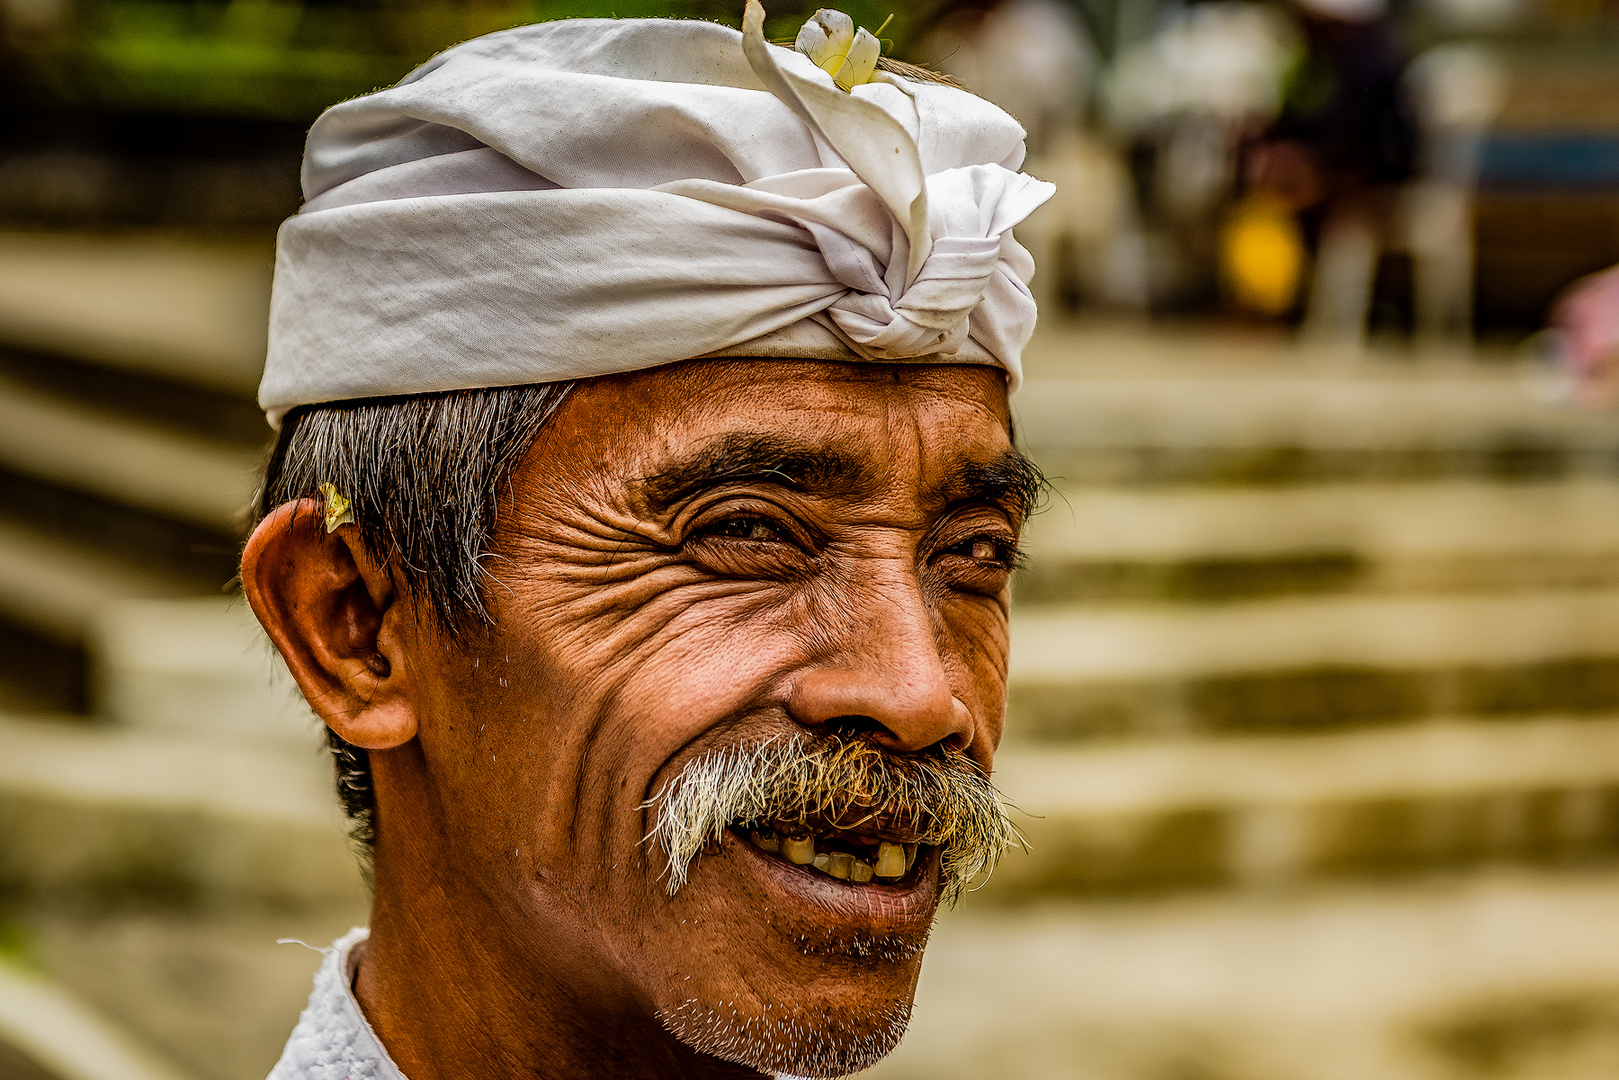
left=395, top=359, right=1025, bottom=1076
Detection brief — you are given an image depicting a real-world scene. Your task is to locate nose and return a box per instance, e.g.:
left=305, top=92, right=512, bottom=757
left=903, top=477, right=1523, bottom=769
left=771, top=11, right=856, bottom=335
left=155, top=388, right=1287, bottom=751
left=786, top=570, right=975, bottom=754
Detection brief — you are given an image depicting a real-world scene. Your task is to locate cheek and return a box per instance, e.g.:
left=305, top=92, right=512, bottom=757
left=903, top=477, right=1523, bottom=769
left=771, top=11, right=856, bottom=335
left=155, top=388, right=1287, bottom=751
left=526, top=573, right=817, bottom=723
left=455, top=577, right=824, bottom=842
left=935, top=596, right=1012, bottom=745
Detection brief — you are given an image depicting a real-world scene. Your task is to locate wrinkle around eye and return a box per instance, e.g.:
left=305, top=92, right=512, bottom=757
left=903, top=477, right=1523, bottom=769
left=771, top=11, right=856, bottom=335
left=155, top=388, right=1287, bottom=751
left=501, top=501, right=674, bottom=558
left=681, top=533, right=819, bottom=582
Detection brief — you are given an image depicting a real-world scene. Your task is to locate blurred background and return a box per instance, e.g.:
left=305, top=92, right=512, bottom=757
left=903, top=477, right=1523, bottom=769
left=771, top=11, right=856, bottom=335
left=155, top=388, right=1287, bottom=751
left=2, top=0, right=1619, bottom=1077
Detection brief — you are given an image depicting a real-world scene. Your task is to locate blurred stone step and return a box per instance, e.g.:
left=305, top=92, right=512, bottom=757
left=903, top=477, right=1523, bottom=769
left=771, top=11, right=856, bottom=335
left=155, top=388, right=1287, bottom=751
left=1014, top=355, right=1617, bottom=486
left=0, top=232, right=269, bottom=397
left=1010, top=589, right=1619, bottom=738
left=0, top=361, right=257, bottom=710
left=0, top=714, right=354, bottom=907
left=18, top=906, right=365, bottom=1080
left=0, top=513, right=243, bottom=712
left=871, top=870, right=1619, bottom=1080
left=0, top=960, right=196, bottom=1080
left=986, top=716, right=1619, bottom=899
left=0, top=345, right=270, bottom=450
left=1019, top=479, right=1619, bottom=604
left=0, top=519, right=205, bottom=648
left=0, top=368, right=256, bottom=536
left=89, top=599, right=312, bottom=747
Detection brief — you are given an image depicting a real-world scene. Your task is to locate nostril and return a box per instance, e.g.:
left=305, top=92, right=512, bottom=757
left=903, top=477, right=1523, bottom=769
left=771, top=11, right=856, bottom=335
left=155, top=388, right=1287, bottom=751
left=821, top=715, right=886, bottom=742
left=822, top=715, right=968, bottom=758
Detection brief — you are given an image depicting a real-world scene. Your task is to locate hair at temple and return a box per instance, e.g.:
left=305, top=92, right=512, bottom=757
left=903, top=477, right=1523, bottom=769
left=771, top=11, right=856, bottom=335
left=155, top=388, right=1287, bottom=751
left=251, top=383, right=574, bottom=864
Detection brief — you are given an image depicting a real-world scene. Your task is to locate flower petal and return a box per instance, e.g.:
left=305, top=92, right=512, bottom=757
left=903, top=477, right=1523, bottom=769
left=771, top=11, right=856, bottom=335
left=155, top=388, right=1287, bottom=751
left=833, top=26, right=880, bottom=91
left=795, top=9, right=855, bottom=76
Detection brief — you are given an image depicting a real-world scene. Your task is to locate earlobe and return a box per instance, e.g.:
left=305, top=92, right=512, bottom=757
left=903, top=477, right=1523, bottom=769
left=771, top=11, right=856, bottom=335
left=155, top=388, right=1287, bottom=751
left=241, top=499, right=418, bottom=750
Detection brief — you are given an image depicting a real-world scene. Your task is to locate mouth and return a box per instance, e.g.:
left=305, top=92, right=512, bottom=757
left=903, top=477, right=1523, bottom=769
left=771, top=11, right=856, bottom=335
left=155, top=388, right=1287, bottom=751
left=728, top=820, right=926, bottom=887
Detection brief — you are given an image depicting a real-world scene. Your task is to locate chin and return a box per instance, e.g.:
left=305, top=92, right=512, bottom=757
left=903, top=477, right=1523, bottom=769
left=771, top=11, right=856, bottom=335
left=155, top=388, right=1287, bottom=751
left=659, top=992, right=915, bottom=1078
left=647, top=829, right=943, bottom=1076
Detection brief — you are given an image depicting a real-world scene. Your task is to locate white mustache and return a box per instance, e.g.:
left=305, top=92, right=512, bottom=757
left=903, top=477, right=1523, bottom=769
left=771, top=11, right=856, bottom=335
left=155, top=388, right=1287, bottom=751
left=643, top=732, right=1022, bottom=901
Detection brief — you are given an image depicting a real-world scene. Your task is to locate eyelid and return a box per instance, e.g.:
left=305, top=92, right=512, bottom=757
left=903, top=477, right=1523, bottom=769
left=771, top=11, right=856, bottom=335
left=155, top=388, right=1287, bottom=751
left=931, top=502, right=1021, bottom=549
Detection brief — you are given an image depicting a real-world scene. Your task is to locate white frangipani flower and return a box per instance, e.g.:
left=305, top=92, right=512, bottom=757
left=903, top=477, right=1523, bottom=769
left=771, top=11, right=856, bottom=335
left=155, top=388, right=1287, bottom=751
left=795, top=8, right=883, bottom=91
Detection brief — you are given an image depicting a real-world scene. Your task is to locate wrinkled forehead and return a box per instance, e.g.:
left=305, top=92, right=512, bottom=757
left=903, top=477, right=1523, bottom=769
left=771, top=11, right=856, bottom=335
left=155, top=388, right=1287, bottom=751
left=528, top=358, right=1020, bottom=511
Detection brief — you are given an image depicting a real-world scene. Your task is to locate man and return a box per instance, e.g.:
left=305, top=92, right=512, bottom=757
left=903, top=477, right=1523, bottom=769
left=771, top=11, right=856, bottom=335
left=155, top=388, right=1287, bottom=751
left=241, top=5, right=1052, bottom=1077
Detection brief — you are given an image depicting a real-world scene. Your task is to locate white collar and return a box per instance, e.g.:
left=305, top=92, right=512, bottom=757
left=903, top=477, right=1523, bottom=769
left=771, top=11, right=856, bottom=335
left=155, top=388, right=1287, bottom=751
left=268, top=928, right=407, bottom=1080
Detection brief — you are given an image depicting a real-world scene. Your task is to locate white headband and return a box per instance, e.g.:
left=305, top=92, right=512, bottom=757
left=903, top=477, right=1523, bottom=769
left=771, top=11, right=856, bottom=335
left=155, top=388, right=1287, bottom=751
left=260, top=2, right=1055, bottom=425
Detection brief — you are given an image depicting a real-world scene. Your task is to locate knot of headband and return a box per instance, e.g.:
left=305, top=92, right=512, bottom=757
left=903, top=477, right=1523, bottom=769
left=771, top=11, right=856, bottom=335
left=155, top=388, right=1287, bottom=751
left=259, top=4, right=1055, bottom=426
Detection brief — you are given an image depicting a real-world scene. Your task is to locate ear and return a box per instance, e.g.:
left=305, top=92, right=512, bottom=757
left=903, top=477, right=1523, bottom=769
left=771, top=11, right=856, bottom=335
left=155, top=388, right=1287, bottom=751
left=241, top=499, right=418, bottom=750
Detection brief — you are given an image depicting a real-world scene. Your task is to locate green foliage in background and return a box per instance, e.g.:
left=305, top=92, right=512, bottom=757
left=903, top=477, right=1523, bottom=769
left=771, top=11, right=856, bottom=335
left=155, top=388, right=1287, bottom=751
left=0, top=907, right=34, bottom=970
left=9, top=0, right=931, bottom=122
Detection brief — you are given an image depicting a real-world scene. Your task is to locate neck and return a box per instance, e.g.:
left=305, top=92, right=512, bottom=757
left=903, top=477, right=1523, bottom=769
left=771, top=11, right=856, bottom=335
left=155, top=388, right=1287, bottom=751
left=352, top=797, right=763, bottom=1080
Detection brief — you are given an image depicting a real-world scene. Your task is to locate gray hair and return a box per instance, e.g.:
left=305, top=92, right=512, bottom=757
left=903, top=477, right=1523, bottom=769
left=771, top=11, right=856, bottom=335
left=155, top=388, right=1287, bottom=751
left=252, top=383, right=574, bottom=855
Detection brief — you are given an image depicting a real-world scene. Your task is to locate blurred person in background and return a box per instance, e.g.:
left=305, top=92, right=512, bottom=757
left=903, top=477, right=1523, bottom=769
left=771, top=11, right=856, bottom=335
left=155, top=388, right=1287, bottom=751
left=1108, top=0, right=1299, bottom=312
left=1400, top=41, right=1504, bottom=346
left=1547, top=261, right=1619, bottom=405
left=1241, top=0, right=1417, bottom=341
left=239, top=4, right=1050, bottom=1078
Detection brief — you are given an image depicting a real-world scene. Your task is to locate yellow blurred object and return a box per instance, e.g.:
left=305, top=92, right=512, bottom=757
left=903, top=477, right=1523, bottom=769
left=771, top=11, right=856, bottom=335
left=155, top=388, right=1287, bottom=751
left=1221, top=194, right=1305, bottom=317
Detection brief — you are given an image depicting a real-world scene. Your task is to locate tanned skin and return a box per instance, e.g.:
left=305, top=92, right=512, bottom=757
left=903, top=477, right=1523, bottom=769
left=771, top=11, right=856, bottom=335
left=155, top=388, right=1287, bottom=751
left=241, top=359, right=1029, bottom=1080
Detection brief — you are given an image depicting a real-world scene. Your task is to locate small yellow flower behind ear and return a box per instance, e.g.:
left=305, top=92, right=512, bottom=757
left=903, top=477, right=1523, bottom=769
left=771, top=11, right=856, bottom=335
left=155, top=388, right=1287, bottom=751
left=318, top=482, right=355, bottom=533
left=794, top=7, right=884, bottom=91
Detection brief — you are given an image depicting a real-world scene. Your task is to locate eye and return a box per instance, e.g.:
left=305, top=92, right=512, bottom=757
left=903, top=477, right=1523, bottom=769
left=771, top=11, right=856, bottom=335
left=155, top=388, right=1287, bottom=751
left=700, top=515, right=788, bottom=543
left=944, top=535, right=1018, bottom=566
left=961, top=538, right=1002, bottom=561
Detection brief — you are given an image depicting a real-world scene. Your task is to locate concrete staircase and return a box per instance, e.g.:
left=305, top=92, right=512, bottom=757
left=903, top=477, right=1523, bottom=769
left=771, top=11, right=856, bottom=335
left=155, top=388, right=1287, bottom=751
left=985, top=328, right=1619, bottom=899
left=0, top=231, right=271, bottom=715
left=0, top=233, right=356, bottom=1080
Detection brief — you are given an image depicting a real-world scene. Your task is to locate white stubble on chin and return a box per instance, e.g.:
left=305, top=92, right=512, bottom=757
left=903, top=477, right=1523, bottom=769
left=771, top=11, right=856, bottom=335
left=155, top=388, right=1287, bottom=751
left=657, top=996, right=914, bottom=1078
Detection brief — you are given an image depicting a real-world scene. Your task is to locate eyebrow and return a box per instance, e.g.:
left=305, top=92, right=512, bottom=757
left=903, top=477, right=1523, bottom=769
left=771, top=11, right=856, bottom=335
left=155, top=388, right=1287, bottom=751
left=935, top=449, right=1047, bottom=520
left=637, top=432, right=872, bottom=512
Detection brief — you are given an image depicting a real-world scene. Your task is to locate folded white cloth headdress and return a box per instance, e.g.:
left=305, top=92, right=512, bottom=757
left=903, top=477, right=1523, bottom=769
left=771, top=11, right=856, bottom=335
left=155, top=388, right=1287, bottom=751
left=260, top=1, right=1055, bottom=425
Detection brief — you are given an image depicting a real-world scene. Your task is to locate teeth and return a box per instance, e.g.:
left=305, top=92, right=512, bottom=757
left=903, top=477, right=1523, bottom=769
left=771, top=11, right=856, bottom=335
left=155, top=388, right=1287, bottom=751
left=782, top=836, right=816, bottom=865
left=743, top=826, right=920, bottom=885
left=875, top=842, right=906, bottom=879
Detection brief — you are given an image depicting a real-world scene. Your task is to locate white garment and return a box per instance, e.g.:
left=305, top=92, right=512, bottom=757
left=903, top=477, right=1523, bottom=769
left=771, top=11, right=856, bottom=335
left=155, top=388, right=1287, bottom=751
left=268, top=929, right=407, bottom=1080
left=261, top=11, right=1054, bottom=426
